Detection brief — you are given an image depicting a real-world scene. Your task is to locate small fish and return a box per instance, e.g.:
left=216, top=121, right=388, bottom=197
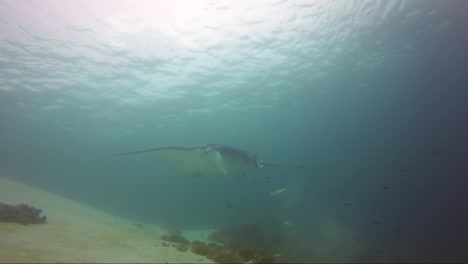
left=225, top=203, right=232, bottom=209
left=432, top=150, right=443, bottom=156
left=344, top=202, right=352, bottom=206
left=382, top=186, right=389, bottom=190
left=392, top=160, right=397, bottom=166
left=371, top=220, right=379, bottom=224
left=283, top=220, right=292, bottom=226
left=270, top=187, right=288, bottom=196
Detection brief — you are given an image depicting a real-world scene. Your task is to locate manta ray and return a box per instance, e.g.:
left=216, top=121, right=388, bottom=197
left=114, top=143, right=282, bottom=176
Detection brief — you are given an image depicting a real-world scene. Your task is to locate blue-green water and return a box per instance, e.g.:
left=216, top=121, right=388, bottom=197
left=1, top=0, right=467, bottom=262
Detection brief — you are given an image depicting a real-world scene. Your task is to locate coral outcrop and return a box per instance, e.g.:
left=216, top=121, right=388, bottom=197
left=190, top=240, right=211, bottom=255
left=158, top=224, right=289, bottom=263
left=0, top=202, right=47, bottom=225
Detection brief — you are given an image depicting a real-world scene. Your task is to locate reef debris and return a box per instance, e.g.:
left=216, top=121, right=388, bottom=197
left=0, top=202, right=47, bottom=225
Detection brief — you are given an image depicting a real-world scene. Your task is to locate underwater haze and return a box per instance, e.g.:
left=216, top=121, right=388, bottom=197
left=1, top=0, right=468, bottom=262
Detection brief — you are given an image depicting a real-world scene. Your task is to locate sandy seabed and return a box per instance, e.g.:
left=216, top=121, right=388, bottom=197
left=0, top=177, right=214, bottom=263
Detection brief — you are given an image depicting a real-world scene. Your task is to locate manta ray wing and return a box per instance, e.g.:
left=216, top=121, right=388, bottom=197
left=114, top=144, right=282, bottom=176
left=114, top=146, right=226, bottom=175
left=205, top=148, right=227, bottom=175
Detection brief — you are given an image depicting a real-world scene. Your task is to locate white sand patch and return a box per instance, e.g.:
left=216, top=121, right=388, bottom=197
left=0, top=177, right=213, bottom=263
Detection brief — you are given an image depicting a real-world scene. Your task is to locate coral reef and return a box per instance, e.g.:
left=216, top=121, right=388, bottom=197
left=206, top=224, right=286, bottom=263
left=190, top=240, right=211, bottom=256
left=204, top=244, right=244, bottom=263
left=0, top=202, right=47, bottom=225
left=174, top=243, right=190, bottom=252
left=232, top=245, right=257, bottom=262
left=158, top=224, right=291, bottom=263
left=202, top=243, right=283, bottom=263
left=160, top=234, right=191, bottom=252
